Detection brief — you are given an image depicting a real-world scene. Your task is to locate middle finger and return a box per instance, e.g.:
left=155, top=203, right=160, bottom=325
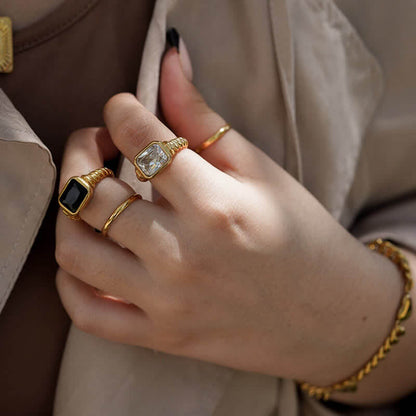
left=103, top=93, right=234, bottom=212
left=56, top=214, right=154, bottom=308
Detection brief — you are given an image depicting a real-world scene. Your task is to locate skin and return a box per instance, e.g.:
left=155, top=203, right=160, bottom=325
left=55, top=47, right=416, bottom=406
left=5, top=0, right=412, bottom=409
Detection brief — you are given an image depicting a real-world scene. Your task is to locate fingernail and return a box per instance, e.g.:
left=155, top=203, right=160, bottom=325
left=166, top=27, right=193, bottom=81
left=166, top=27, right=180, bottom=51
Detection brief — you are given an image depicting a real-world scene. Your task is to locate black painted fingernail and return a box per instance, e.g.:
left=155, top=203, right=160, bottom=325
left=166, top=27, right=180, bottom=51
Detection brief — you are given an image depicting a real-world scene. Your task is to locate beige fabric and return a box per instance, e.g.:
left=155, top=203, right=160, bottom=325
left=53, top=0, right=415, bottom=415
left=0, top=89, right=56, bottom=313
left=0, top=1, right=154, bottom=412
left=0, top=0, right=415, bottom=414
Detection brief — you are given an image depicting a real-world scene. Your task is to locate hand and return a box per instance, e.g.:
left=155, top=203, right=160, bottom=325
left=55, top=46, right=402, bottom=391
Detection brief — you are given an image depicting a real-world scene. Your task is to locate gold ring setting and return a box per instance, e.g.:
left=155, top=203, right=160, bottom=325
left=58, top=167, right=114, bottom=220
left=194, top=124, right=231, bottom=154
left=133, top=137, right=188, bottom=181
left=102, top=194, right=142, bottom=237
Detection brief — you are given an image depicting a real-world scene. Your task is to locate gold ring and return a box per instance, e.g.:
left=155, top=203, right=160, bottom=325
left=134, top=137, right=188, bottom=181
left=194, top=124, right=231, bottom=154
left=102, top=194, right=142, bottom=237
left=58, top=167, right=114, bottom=220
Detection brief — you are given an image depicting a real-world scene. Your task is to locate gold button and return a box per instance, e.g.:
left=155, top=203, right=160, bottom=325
left=0, top=17, right=13, bottom=73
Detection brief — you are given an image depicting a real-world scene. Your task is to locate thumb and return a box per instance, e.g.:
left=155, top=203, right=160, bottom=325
left=160, top=28, right=261, bottom=179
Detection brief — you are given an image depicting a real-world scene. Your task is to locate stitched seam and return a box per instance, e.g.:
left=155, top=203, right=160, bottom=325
left=14, top=0, right=100, bottom=54
left=0, top=156, right=48, bottom=307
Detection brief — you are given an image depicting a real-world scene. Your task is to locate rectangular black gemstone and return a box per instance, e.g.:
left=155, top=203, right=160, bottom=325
left=59, top=179, right=89, bottom=214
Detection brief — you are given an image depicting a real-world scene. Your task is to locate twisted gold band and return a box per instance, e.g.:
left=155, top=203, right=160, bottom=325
left=0, top=17, right=13, bottom=73
left=164, top=137, right=188, bottom=156
left=81, top=167, right=114, bottom=188
left=102, top=194, right=142, bottom=237
left=298, top=239, right=413, bottom=401
left=194, top=124, right=231, bottom=154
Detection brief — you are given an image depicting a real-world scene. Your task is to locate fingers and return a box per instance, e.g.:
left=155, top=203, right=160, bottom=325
left=103, top=92, right=234, bottom=211
left=160, top=48, right=226, bottom=153
left=159, top=44, right=270, bottom=181
left=56, top=214, right=153, bottom=307
left=59, top=127, right=176, bottom=256
left=58, top=126, right=119, bottom=189
left=56, top=269, right=152, bottom=345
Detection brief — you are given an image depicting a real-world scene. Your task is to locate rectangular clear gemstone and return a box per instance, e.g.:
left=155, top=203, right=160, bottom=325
left=136, top=143, right=169, bottom=177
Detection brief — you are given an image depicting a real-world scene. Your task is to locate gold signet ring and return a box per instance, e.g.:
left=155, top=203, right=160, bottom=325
left=58, top=167, right=114, bottom=220
left=133, top=137, right=188, bottom=182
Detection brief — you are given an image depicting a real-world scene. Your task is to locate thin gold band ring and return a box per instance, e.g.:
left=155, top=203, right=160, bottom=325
left=102, top=194, right=142, bottom=237
left=194, top=124, right=231, bottom=154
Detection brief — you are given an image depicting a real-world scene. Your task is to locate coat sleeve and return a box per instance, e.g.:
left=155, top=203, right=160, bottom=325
left=351, top=195, right=416, bottom=252
left=0, top=88, right=56, bottom=313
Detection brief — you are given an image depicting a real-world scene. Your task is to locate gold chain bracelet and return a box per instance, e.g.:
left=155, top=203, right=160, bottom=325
left=298, top=238, right=413, bottom=401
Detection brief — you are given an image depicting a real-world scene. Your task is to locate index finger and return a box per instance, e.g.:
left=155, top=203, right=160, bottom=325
left=103, top=93, right=235, bottom=211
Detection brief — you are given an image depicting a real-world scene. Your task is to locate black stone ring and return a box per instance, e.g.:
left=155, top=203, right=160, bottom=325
left=58, top=167, right=114, bottom=220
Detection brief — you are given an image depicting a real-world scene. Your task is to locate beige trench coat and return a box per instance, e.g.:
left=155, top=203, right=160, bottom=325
left=0, top=0, right=415, bottom=414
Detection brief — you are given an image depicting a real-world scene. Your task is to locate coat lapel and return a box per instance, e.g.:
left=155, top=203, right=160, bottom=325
left=269, top=0, right=303, bottom=184
left=0, top=89, right=56, bottom=313
left=269, top=0, right=383, bottom=220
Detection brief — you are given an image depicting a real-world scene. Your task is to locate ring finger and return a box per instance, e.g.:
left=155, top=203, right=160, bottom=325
left=59, top=127, right=179, bottom=258
left=56, top=213, right=154, bottom=308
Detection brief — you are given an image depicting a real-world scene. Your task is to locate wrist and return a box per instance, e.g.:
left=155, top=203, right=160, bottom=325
left=330, top=245, right=416, bottom=406
left=298, top=235, right=403, bottom=387
left=299, top=239, right=414, bottom=405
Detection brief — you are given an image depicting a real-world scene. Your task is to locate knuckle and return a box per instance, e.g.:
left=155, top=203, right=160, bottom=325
left=55, top=270, right=95, bottom=334
left=154, top=242, right=195, bottom=283
left=205, top=200, right=245, bottom=234
left=103, top=92, right=135, bottom=116
left=117, top=118, right=143, bottom=144
left=152, top=323, right=193, bottom=353
left=71, top=303, right=94, bottom=334
left=167, top=256, right=190, bottom=282
left=116, top=119, right=137, bottom=143
left=104, top=92, right=164, bottom=147
left=66, top=127, right=95, bottom=147
left=149, top=296, right=194, bottom=352
left=155, top=295, right=192, bottom=320
left=158, top=331, right=191, bottom=353
left=66, top=128, right=83, bottom=144
left=55, top=238, right=80, bottom=274
left=168, top=256, right=203, bottom=285
left=115, top=113, right=157, bottom=147
left=180, top=247, right=210, bottom=279
left=209, top=206, right=232, bottom=231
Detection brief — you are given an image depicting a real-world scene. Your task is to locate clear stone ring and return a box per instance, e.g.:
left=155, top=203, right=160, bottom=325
left=133, top=137, right=188, bottom=182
